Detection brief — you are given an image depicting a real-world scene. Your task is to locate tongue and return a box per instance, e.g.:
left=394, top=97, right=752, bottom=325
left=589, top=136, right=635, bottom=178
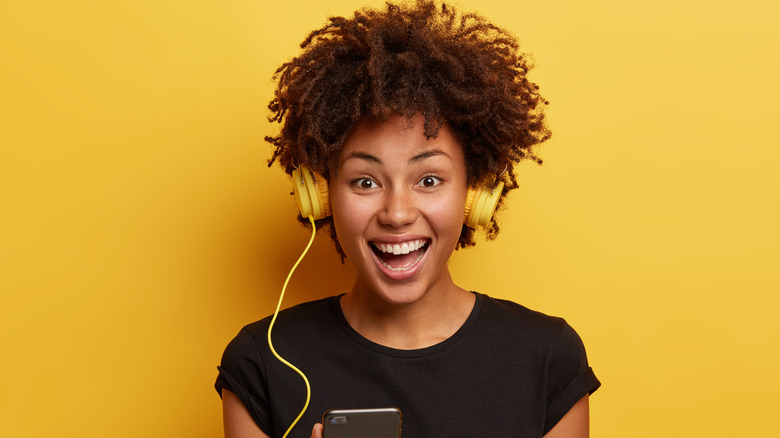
left=379, top=250, right=422, bottom=269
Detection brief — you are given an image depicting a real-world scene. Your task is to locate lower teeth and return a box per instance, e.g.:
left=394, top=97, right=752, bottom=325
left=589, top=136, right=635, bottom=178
left=379, top=250, right=425, bottom=272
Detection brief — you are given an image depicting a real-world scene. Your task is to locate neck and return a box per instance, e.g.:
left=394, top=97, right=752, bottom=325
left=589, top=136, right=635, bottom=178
left=340, top=273, right=475, bottom=350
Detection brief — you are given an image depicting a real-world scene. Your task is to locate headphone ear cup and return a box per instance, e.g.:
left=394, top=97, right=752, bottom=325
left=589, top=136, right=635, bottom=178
left=463, top=181, right=505, bottom=228
left=291, top=166, right=331, bottom=220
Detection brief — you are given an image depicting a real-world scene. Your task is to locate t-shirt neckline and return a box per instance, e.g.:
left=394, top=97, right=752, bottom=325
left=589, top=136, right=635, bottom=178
left=328, top=292, right=483, bottom=358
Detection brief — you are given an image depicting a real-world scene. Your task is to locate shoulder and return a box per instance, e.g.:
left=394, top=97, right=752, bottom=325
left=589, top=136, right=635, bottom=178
left=242, top=295, right=339, bottom=334
left=478, top=294, right=571, bottom=339
left=223, top=296, right=341, bottom=357
left=474, top=294, right=591, bottom=363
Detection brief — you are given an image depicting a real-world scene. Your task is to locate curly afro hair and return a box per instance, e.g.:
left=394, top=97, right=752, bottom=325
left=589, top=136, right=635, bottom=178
left=266, top=0, right=551, bottom=257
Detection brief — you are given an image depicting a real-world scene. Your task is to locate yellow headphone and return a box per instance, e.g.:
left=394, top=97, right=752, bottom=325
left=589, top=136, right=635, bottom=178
left=291, top=166, right=504, bottom=228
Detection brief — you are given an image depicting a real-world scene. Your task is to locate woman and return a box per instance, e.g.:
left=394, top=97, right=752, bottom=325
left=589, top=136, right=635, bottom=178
left=216, top=1, right=599, bottom=437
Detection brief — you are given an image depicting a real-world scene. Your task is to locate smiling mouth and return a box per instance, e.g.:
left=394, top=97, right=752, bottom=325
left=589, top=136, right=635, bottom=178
left=371, top=239, right=429, bottom=272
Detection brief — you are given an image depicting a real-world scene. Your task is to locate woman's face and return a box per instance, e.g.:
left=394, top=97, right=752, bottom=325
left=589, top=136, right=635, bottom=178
left=330, top=114, right=468, bottom=305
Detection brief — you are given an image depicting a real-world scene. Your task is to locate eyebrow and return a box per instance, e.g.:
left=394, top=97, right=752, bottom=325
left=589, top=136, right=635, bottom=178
left=341, top=149, right=452, bottom=165
left=409, top=150, right=450, bottom=163
left=341, top=151, right=383, bottom=164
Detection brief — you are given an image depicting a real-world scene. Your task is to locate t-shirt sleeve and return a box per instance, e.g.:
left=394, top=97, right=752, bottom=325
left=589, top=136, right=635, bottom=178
left=215, top=327, right=274, bottom=436
left=543, top=320, right=600, bottom=434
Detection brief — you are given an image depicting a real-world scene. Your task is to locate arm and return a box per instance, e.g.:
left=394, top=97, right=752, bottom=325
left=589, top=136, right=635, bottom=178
left=543, top=395, right=589, bottom=438
left=223, top=389, right=324, bottom=438
left=222, top=389, right=269, bottom=438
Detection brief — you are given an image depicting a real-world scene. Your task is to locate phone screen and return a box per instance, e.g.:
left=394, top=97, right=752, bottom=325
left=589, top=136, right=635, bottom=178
left=322, top=408, right=402, bottom=438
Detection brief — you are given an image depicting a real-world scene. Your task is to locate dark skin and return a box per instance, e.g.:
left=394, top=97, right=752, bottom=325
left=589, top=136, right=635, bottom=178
left=223, top=1, right=572, bottom=436
left=266, top=0, right=551, bottom=257
left=222, top=116, right=589, bottom=438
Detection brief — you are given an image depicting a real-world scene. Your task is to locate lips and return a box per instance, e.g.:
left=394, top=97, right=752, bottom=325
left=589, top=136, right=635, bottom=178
left=370, top=239, right=429, bottom=273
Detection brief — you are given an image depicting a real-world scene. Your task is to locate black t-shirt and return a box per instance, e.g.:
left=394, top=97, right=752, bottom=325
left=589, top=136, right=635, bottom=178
left=215, top=293, right=600, bottom=437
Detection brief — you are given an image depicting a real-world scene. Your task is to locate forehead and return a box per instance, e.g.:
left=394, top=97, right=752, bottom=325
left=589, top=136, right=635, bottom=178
left=338, top=114, right=463, bottom=165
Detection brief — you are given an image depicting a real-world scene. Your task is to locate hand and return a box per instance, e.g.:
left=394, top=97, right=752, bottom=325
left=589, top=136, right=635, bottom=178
left=310, top=423, right=323, bottom=438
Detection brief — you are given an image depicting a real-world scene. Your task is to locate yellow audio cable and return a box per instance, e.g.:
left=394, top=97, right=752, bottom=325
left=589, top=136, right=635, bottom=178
left=266, top=216, right=316, bottom=438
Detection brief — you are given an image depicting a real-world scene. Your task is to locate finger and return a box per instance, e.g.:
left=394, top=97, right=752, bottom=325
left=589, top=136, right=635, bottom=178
left=311, top=423, right=323, bottom=438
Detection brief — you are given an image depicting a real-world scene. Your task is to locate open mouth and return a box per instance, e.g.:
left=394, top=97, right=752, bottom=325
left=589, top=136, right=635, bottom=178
left=371, top=239, right=429, bottom=272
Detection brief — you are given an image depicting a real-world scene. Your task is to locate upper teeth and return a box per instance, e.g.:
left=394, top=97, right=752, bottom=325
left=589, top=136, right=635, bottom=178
left=373, top=240, right=427, bottom=255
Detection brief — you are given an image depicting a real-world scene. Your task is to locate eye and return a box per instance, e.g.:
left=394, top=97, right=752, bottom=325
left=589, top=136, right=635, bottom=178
left=417, top=175, right=443, bottom=188
left=352, top=177, right=378, bottom=189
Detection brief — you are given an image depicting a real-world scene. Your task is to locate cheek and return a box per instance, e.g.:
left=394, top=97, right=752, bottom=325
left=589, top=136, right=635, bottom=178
left=427, top=193, right=467, bottom=236
left=330, top=195, right=370, bottom=247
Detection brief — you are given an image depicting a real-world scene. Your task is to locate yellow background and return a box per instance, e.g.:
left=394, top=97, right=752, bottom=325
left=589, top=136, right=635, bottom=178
left=2, top=0, right=778, bottom=436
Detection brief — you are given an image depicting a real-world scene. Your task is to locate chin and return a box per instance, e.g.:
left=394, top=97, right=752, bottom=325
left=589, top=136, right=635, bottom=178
left=354, top=249, right=452, bottom=307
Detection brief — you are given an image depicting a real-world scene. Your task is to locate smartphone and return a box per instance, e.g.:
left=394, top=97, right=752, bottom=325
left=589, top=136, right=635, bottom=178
left=322, top=407, right=402, bottom=438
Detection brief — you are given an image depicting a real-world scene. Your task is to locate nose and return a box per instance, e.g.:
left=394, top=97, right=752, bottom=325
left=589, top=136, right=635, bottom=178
left=377, top=187, right=418, bottom=228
